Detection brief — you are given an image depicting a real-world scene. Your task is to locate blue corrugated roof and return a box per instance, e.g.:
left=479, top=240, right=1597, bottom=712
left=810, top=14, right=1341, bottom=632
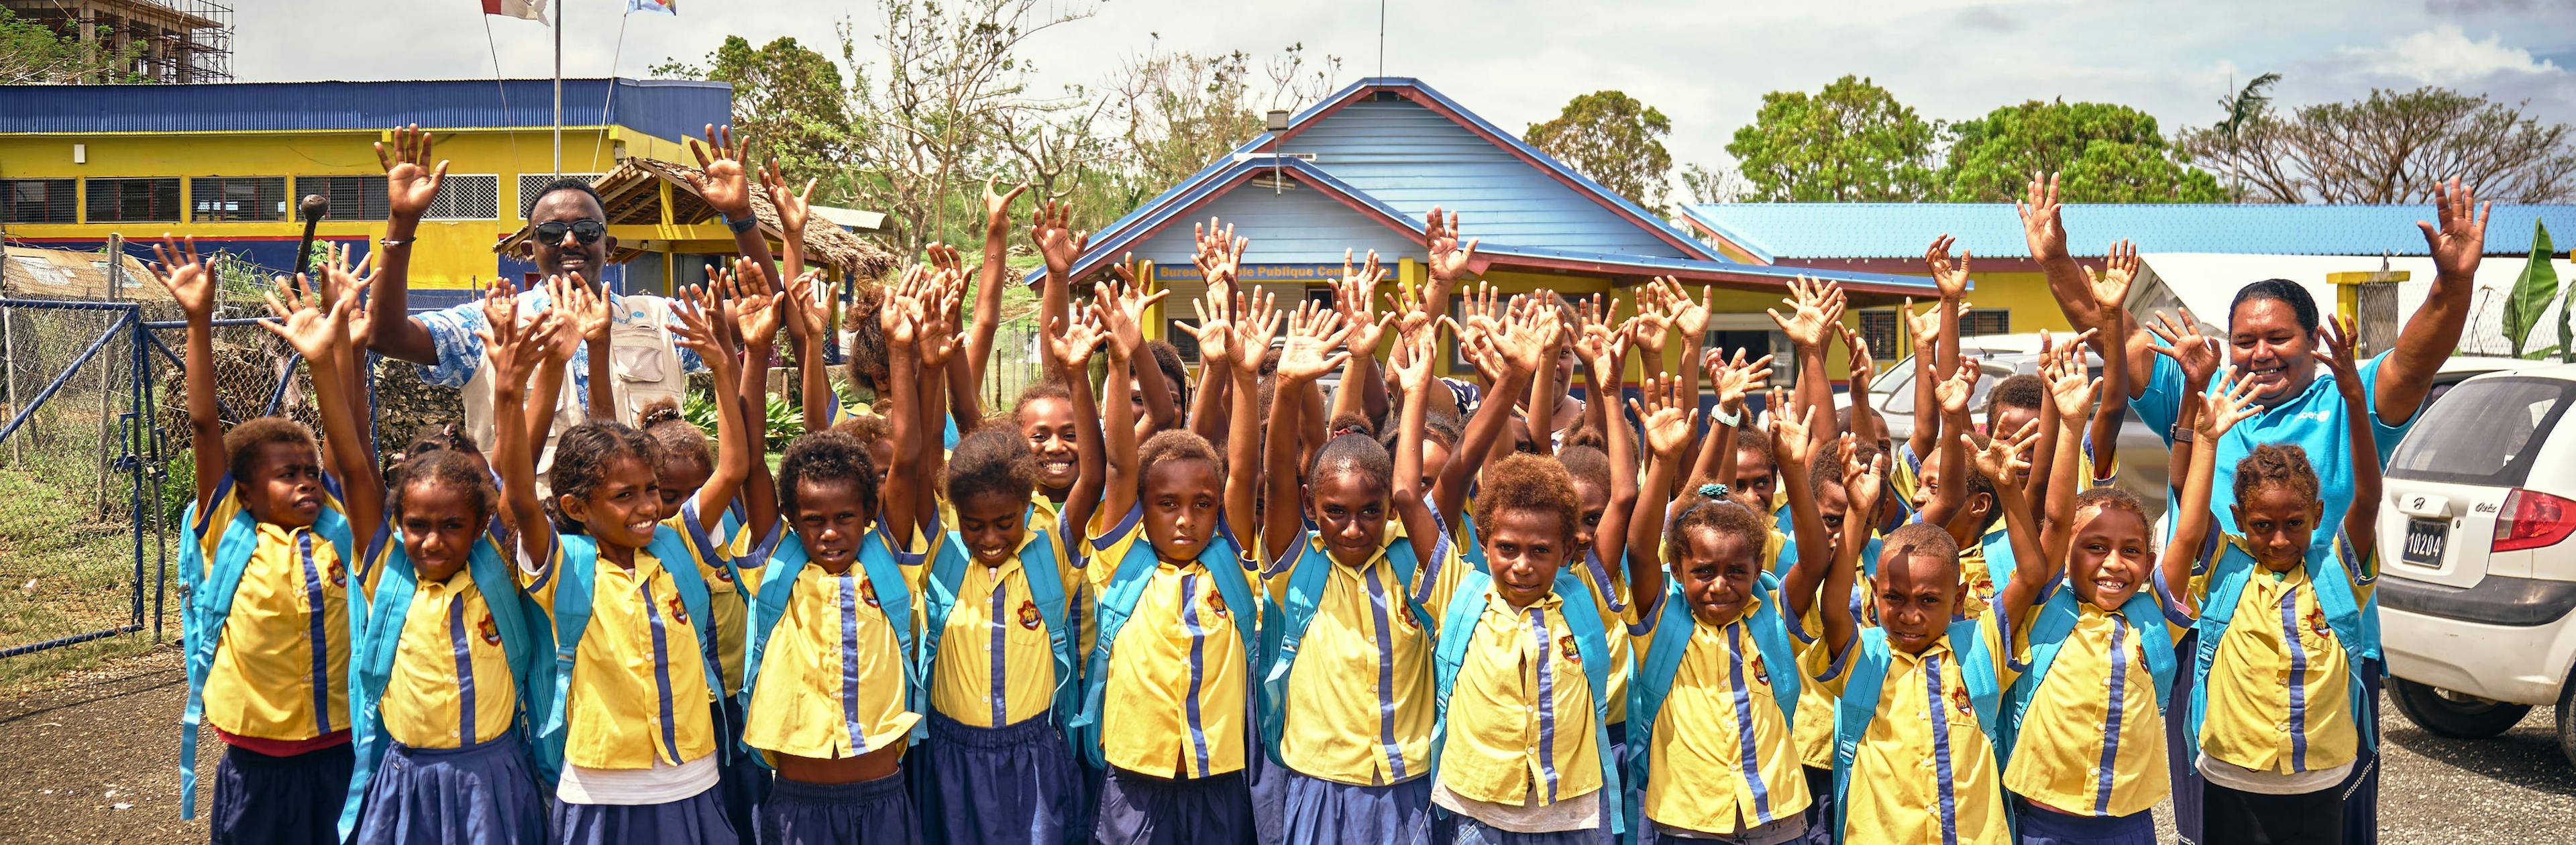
left=1681, top=203, right=2576, bottom=262
left=0, top=78, right=731, bottom=144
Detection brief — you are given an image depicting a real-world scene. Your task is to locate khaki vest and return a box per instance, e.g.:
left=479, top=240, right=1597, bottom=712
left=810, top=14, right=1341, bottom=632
left=461, top=290, right=689, bottom=479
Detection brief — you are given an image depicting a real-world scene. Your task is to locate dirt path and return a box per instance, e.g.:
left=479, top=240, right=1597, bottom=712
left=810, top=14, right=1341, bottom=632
left=0, top=647, right=209, bottom=844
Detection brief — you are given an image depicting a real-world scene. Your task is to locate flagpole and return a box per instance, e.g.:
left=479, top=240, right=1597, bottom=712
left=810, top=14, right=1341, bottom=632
left=552, top=0, right=564, bottom=178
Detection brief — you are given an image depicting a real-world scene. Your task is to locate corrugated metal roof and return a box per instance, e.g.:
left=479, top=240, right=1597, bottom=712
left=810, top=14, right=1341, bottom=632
left=0, top=78, right=730, bottom=144
left=1681, top=203, right=2576, bottom=262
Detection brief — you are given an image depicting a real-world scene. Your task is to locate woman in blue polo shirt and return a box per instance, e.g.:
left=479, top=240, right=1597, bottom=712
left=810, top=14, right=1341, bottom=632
left=2022, top=172, right=2493, bottom=845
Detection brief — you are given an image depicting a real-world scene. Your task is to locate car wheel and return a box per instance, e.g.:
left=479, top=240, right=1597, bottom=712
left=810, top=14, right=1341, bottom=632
left=2391, top=677, right=2530, bottom=739
left=2560, top=677, right=2576, bottom=768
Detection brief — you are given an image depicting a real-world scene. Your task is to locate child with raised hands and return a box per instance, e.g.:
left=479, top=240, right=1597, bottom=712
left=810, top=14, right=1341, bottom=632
left=910, top=305, right=1109, bottom=845
left=1809, top=405, right=2051, bottom=845
left=1389, top=302, right=1629, bottom=844
left=152, top=235, right=368, bottom=843
left=494, top=278, right=753, bottom=843
left=1256, top=298, right=1461, bottom=845
left=1075, top=271, right=1265, bottom=843
left=306, top=258, right=561, bottom=844
left=2178, top=317, right=2385, bottom=845
left=1994, top=345, right=2194, bottom=845
left=1553, top=299, right=1646, bottom=789
left=1620, top=374, right=1813, bottom=844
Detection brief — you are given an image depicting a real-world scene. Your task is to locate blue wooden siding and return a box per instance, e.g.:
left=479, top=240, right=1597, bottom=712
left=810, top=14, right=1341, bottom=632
left=1277, top=100, right=1693, bottom=259
left=1125, top=176, right=1423, bottom=267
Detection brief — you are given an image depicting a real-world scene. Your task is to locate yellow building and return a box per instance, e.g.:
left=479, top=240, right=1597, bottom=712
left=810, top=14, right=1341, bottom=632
left=0, top=78, right=750, bottom=310
left=1030, top=77, right=1942, bottom=397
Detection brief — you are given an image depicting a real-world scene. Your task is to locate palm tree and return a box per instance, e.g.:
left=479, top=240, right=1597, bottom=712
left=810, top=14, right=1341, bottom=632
left=2214, top=73, right=2281, bottom=202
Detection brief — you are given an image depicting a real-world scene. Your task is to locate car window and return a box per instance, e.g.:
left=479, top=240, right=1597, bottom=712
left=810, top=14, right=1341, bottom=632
left=2386, top=377, right=2576, bottom=488
left=1876, top=364, right=1916, bottom=413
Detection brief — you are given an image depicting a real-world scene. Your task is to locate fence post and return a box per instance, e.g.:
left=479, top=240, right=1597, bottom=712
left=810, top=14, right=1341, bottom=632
left=96, top=234, right=122, bottom=513
left=128, top=311, right=146, bottom=630
left=3, top=300, right=17, bottom=465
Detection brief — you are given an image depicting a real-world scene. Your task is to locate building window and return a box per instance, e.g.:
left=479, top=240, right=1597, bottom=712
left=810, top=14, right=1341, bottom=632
left=1, top=178, right=76, bottom=224
left=295, top=175, right=391, bottom=221
left=519, top=174, right=605, bottom=219
left=86, top=178, right=181, bottom=223
left=1858, top=309, right=1900, bottom=365
left=1962, top=310, right=2010, bottom=337
left=427, top=174, right=500, bottom=221
left=191, top=176, right=288, bottom=223
left=1165, top=319, right=1201, bottom=362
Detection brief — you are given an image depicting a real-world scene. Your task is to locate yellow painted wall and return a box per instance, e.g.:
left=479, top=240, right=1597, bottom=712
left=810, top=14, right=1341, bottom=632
left=0, top=125, right=702, bottom=290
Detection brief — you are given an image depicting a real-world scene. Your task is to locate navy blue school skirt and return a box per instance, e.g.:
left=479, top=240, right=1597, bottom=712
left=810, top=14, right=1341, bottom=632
left=915, top=712, right=1078, bottom=845
left=550, top=784, right=739, bottom=845
left=2338, top=661, right=2383, bottom=845
left=1446, top=791, right=1617, bottom=845
left=762, top=770, right=922, bottom=845
left=1797, top=767, right=1833, bottom=845
left=1093, top=767, right=1254, bottom=845
left=2168, top=630, right=2205, bottom=844
left=2015, top=801, right=2155, bottom=845
left=1276, top=769, right=1434, bottom=845
left=712, top=697, right=770, bottom=838
left=355, top=730, right=546, bottom=844
left=210, top=739, right=354, bottom=845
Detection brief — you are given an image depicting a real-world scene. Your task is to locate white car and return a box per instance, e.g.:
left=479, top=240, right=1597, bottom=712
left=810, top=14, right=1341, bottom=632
left=2377, top=363, right=2576, bottom=765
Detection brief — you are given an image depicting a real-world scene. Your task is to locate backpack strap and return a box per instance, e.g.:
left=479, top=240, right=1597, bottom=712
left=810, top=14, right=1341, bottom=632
left=1831, top=628, right=1892, bottom=842
left=645, top=525, right=729, bottom=760
left=1014, top=516, right=1079, bottom=734
left=1550, top=567, right=1625, bottom=838
left=537, top=533, right=601, bottom=771
left=1071, top=506, right=1165, bottom=767
left=1625, top=582, right=1695, bottom=789
left=339, top=526, right=418, bottom=840
left=1428, top=569, right=1495, bottom=779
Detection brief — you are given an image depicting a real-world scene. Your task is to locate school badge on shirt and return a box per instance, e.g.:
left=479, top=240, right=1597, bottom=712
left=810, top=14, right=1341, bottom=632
left=861, top=579, right=881, bottom=608
left=1205, top=591, right=1230, bottom=620
left=326, top=559, right=349, bottom=588
left=478, top=612, right=503, bottom=646
left=1559, top=634, right=1581, bottom=665
left=1949, top=682, right=1974, bottom=718
left=666, top=593, right=690, bottom=626
left=2306, top=606, right=2332, bottom=638
left=1749, top=653, right=1770, bottom=687
left=1018, top=599, right=1043, bottom=631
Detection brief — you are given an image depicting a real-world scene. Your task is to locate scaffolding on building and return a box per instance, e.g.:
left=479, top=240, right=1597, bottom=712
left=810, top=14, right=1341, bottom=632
left=0, top=0, right=232, bottom=84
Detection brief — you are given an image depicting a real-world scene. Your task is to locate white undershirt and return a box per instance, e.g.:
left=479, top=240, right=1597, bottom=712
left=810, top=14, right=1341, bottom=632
left=2197, top=751, right=2354, bottom=796
left=555, top=752, right=720, bottom=805
left=1431, top=776, right=1602, bottom=834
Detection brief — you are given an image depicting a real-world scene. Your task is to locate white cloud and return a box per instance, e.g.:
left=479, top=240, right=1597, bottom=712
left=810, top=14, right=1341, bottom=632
left=2340, top=24, right=2563, bottom=82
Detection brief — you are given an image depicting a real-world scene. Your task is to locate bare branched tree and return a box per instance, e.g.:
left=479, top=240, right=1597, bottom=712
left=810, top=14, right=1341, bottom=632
left=2180, top=86, right=2576, bottom=204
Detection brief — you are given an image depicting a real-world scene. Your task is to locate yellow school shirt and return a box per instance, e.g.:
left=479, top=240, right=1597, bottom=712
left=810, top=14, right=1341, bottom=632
left=200, top=516, right=354, bottom=742
left=1266, top=529, right=1436, bottom=786
left=522, top=515, right=720, bottom=769
left=1631, top=591, right=1811, bottom=836
left=379, top=570, right=519, bottom=748
left=704, top=510, right=753, bottom=697
left=2198, top=541, right=2373, bottom=777
left=1089, top=508, right=1252, bottom=779
left=1957, top=537, right=1998, bottom=622
left=1815, top=614, right=2018, bottom=845
left=929, top=506, right=1079, bottom=729
left=738, top=548, right=924, bottom=760
left=2002, top=586, right=2196, bottom=818
left=1438, top=589, right=1603, bottom=807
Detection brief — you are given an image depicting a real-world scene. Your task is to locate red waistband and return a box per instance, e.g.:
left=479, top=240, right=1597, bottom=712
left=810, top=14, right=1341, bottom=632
left=214, top=726, right=352, bottom=757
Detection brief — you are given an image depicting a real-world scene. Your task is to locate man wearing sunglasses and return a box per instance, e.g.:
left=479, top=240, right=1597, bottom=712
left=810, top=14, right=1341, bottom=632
left=365, top=124, right=784, bottom=473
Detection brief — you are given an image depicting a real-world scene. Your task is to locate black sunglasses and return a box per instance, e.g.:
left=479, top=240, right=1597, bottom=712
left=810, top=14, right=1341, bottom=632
left=534, top=219, right=607, bottom=245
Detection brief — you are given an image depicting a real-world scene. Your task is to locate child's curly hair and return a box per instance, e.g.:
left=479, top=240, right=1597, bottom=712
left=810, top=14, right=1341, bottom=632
left=400, top=422, right=480, bottom=461
left=1666, top=492, right=1766, bottom=565
left=948, top=428, right=1039, bottom=506
left=1560, top=426, right=1609, bottom=454
left=1013, top=378, right=1072, bottom=420
left=547, top=420, right=665, bottom=534
left=1732, top=428, right=1774, bottom=471
left=223, top=416, right=319, bottom=484
left=1880, top=521, right=1962, bottom=582
left=1472, top=453, right=1582, bottom=548
left=1138, top=429, right=1226, bottom=490
left=390, top=449, right=500, bottom=528
left=2074, top=486, right=2156, bottom=551
left=1984, top=373, right=2046, bottom=422
left=2233, top=443, right=2320, bottom=506
left=831, top=412, right=892, bottom=445
left=637, top=398, right=712, bottom=475
left=1558, top=442, right=1611, bottom=494
left=1144, top=340, right=1191, bottom=408
left=777, top=431, right=881, bottom=520
left=1307, top=414, right=1392, bottom=493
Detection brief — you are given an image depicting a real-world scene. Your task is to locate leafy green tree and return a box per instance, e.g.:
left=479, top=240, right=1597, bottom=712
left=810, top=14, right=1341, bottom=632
left=0, top=9, right=146, bottom=84
left=1942, top=99, right=2225, bottom=203
left=1525, top=91, right=1674, bottom=208
left=653, top=36, right=860, bottom=189
left=1726, top=75, right=1943, bottom=202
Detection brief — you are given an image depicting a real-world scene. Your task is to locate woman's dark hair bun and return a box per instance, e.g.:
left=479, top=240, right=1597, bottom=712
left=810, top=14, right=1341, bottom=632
left=1326, top=412, right=1376, bottom=440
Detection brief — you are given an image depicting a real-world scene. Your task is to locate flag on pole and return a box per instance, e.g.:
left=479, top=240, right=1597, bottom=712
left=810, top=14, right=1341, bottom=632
left=628, top=0, right=678, bottom=14
left=480, top=0, right=548, bottom=22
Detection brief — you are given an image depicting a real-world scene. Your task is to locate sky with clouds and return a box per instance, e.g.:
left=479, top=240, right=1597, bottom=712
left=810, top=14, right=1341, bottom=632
left=235, top=0, right=2576, bottom=179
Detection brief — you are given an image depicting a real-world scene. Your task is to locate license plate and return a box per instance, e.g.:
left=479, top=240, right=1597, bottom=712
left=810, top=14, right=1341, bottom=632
left=2402, top=518, right=2448, bottom=567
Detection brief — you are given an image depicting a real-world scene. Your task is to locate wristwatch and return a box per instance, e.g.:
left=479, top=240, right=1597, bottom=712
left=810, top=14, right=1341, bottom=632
left=2170, top=422, right=2194, bottom=442
left=725, top=214, right=759, bottom=234
left=1711, top=404, right=1743, bottom=429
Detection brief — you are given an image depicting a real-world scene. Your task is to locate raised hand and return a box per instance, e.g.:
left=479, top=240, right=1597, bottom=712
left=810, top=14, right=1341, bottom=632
left=1391, top=316, right=1445, bottom=392
left=1493, top=295, right=1558, bottom=376
left=260, top=274, right=345, bottom=360
left=761, top=158, right=817, bottom=236
left=784, top=269, right=837, bottom=338
left=2144, top=308, right=2222, bottom=388
left=147, top=235, right=214, bottom=320
left=922, top=241, right=965, bottom=276
left=1967, top=417, right=2041, bottom=484
left=1657, top=277, right=1715, bottom=339
left=1192, top=217, right=1246, bottom=304
left=881, top=266, right=930, bottom=348
left=1923, top=234, right=1972, bottom=300
left=983, top=175, right=1029, bottom=234
left=1045, top=306, right=1109, bottom=374
left=2086, top=239, right=2139, bottom=312
left=725, top=258, right=787, bottom=347
left=1232, top=290, right=1283, bottom=375
left=1572, top=296, right=1623, bottom=374
left=1900, top=296, right=1972, bottom=355
left=1839, top=433, right=1886, bottom=511
left=1031, top=199, right=1079, bottom=278
left=2040, top=329, right=2103, bottom=420
left=1772, top=394, right=1817, bottom=469
left=2195, top=367, right=2263, bottom=439
left=476, top=300, right=561, bottom=392
left=1097, top=278, right=1169, bottom=362
left=2017, top=172, right=2067, bottom=264
left=1706, top=348, right=1775, bottom=412
left=1424, top=207, right=1478, bottom=284
left=316, top=245, right=378, bottom=344
left=1275, top=300, right=1353, bottom=383
left=1627, top=297, right=1674, bottom=356
left=1629, top=375, right=1697, bottom=459
left=1840, top=324, right=1876, bottom=389
left=1186, top=287, right=1235, bottom=370
left=687, top=124, right=757, bottom=219
left=2419, top=177, right=2491, bottom=280
left=1934, top=355, right=1981, bottom=418
left=478, top=277, right=522, bottom=343
left=917, top=268, right=966, bottom=368
left=553, top=271, right=611, bottom=343
left=2314, top=315, right=2365, bottom=401
left=374, top=123, right=448, bottom=221
left=1767, top=275, right=1845, bottom=350
left=1334, top=249, right=1395, bottom=356
left=669, top=285, right=739, bottom=380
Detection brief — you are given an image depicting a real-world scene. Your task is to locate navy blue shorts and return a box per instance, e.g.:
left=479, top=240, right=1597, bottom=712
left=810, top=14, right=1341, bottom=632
left=355, top=731, right=545, bottom=844
left=762, top=770, right=922, bottom=845
left=1094, top=767, right=1253, bottom=844
left=2015, top=801, right=2155, bottom=845
left=915, top=712, right=1077, bottom=845
left=210, top=740, right=354, bottom=845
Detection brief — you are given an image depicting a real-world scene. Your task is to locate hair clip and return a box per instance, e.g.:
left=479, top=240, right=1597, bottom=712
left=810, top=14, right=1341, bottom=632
left=1698, top=483, right=1729, bottom=498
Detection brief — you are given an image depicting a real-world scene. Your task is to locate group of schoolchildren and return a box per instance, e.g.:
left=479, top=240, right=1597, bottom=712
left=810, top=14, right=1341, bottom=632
left=159, top=122, right=2486, bottom=845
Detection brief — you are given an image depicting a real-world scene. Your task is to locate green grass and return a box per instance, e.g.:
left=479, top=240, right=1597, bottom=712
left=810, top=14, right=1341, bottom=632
left=0, top=467, right=168, bottom=692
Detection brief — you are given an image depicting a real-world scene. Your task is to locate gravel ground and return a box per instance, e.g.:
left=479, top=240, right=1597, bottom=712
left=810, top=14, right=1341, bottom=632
left=0, top=648, right=2569, bottom=843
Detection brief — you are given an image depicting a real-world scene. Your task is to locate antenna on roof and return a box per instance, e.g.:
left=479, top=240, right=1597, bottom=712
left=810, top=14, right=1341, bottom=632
left=1378, top=0, right=1387, bottom=78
